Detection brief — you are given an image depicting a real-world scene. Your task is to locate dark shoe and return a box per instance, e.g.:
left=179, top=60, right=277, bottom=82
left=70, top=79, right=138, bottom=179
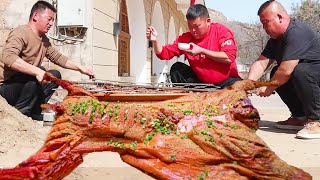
left=31, top=114, right=44, bottom=121
left=274, top=116, right=306, bottom=130
left=43, top=121, right=53, bottom=127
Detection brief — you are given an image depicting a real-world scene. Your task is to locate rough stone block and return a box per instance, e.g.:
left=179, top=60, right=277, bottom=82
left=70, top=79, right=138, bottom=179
left=0, top=0, right=11, bottom=11
left=0, top=29, right=9, bottom=46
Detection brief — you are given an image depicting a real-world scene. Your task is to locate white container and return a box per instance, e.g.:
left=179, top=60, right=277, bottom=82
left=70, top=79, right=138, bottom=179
left=178, top=43, right=191, bottom=50
left=42, top=111, right=55, bottom=126
left=43, top=112, right=55, bottom=122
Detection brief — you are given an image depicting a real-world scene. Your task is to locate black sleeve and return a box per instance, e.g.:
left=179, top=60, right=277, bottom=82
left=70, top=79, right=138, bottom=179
left=282, top=26, right=314, bottom=61
left=261, top=39, right=274, bottom=59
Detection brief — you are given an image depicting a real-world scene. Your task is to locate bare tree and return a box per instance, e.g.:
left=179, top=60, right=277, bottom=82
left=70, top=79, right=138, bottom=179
left=234, top=22, right=269, bottom=65
left=208, top=1, right=320, bottom=81
left=292, top=0, right=320, bottom=32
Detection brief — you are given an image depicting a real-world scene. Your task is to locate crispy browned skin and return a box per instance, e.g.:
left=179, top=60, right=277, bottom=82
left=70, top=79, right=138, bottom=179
left=0, top=73, right=312, bottom=180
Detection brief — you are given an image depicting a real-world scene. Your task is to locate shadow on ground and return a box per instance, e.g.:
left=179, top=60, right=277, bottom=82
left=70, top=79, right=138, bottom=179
left=258, top=120, right=299, bottom=134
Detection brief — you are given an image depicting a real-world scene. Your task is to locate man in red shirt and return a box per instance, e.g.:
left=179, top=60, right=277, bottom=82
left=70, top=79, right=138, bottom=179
left=146, top=4, right=241, bottom=88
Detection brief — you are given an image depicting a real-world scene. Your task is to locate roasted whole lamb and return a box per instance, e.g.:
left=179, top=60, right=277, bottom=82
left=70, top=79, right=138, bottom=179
left=0, top=73, right=312, bottom=180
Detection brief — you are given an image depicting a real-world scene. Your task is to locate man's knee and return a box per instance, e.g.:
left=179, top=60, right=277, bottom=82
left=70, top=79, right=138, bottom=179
left=25, top=80, right=42, bottom=93
left=292, top=63, right=309, bottom=82
left=170, top=62, right=185, bottom=72
left=48, top=69, right=61, bottom=79
left=39, top=66, right=61, bottom=79
left=293, top=63, right=306, bottom=75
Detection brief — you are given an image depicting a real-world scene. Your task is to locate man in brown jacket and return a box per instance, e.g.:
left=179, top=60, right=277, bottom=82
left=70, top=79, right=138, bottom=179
left=0, top=1, right=95, bottom=120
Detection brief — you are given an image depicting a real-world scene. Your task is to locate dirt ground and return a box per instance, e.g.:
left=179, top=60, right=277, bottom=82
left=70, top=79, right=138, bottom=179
left=0, top=93, right=319, bottom=180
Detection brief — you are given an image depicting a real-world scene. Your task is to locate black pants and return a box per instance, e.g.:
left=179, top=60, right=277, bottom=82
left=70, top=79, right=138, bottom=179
left=170, top=62, right=242, bottom=88
left=271, top=63, right=320, bottom=120
left=0, top=69, right=61, bottom=117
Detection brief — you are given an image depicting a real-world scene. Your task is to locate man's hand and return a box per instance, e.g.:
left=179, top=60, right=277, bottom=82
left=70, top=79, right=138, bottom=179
left=78, top=66, right=96, bottom=79
left=62, top=60, right=96, bottom=79
left=146, top=26, right=158, bottom=42
left=185, top=43, right=204, bottom=56
left=35, top=68, right=46, bottom=83
left=10, top=58, right=48, bottom=82
left=36, top=69, right=46, bottom=82
left=256, top=86, right=275, bottom=97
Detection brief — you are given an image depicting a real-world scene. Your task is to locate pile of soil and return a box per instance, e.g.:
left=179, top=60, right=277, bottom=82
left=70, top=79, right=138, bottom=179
left=0, top=96, right=50, bottom=168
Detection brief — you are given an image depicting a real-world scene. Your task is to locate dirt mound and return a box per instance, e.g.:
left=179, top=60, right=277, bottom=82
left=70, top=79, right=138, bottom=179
left=0, top=96, right=50, bottom=168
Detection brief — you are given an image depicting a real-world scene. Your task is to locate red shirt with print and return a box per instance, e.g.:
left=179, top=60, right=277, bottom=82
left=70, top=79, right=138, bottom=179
left=156, top=23, right=239, bottom=84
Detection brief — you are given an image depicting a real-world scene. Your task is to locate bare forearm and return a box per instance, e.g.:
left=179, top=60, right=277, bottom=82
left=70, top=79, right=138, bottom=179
left=265, top=60, right=299, bottom=93
left=61, top=60, right=80, bottom=71
left=248, top=62, right=266, bottom=81
left=152, top=40, right=163, bottom=54
left=248, top=56, right=273, bottom=81
left=61, top=60, right=95, bottom=78
left=11, top=58, right=44, bottom=77
left=201, top=48, right=231, bottom=64
left=270, top=66, right=292, bottom=86
left=263, top=69, right=291, bottom=93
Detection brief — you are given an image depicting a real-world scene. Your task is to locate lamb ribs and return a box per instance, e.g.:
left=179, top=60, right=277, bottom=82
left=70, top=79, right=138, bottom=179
left=0, top=73, right=312, bottom=180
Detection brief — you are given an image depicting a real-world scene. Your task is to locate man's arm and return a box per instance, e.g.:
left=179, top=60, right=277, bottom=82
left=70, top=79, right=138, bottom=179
left=247, top=55, right=275, bottom=97
left=187, top=43, right=231, bottom=64
left=146, top=26, right=162, bottom=54
left=254, top=59, right=299, bottom=97
left=10, top=58, right=45, bottom=82
left=60, top=60, right=95, bottom=78
left=152, top=39, right=163, bottom=55
left=10, top=58, right=95, bottom=82
left=146, top=26, right=182, bottom=60
left=269, top=59, right=299, bottom=85
left=45, top=43, right=95, bottom=79
left=248, top=55, right=274, bottom=81
left=202, top=49, right=231, bottom=63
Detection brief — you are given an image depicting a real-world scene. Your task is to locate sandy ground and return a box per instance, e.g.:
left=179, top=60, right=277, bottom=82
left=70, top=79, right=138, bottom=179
left=251, top=94, right=320, bottom=179
left=0, top=93, right=319, bottom=180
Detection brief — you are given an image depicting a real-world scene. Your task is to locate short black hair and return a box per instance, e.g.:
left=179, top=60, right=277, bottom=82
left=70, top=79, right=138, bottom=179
left=257, top=0, right=275, bottom=16
left=186, top=4, right=209, bottom=20
left=29, top=1, right=56, bottom=20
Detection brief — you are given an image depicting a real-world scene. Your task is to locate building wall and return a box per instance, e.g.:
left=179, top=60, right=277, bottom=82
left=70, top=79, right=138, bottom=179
left=126, top=0, right=148, bottom=83
left=91, top=0, right=119, bottom=81
left=90, top=0, right=188, bottom=83
left=56, top=0, right=94, bottom=82
left=0, top=0, right=188, bottom=83
left=0, top=0, right=33, bottom=55
left=145, top=0, right=187, bottom=83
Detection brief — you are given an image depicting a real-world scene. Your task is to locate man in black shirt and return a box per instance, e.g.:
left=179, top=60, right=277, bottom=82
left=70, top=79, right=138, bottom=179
left=248, top=0, right=320, bottom=139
